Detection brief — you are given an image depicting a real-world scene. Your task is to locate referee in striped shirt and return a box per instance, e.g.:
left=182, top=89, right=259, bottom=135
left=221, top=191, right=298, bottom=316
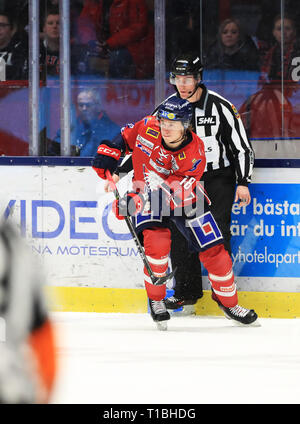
left=162, top=52, right=254, bottom=310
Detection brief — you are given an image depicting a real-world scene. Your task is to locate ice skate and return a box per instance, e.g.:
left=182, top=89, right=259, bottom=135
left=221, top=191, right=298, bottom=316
left=222, top=304, right=258, bottom=325
left=211, top=289, right=258, bottom=325
left=149, top=299, right=170, bottom=331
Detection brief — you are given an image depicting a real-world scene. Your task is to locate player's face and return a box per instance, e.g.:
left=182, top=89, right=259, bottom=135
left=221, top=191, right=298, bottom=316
left=221, top=22, right=239, bottom=48
left=43, top=14, right=60, bottom=41
left=0, top=16, right=12, bottom=47
left=160, top=118, right=184, bottom=148
left=174, top=75, right=197, bottom=99
left=77, top=92, right=100, bottom=123
left=273, top=18, right=296, bottom=44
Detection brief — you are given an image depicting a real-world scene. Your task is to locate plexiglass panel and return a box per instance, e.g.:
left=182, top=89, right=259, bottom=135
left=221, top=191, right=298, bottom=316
left=44, top=0, right=155, bottom=157
left=165, top=0, right=300, bottom=158
left=0, top=0, right=299, bottom=158
left=0, top=5, right=29, bottom=155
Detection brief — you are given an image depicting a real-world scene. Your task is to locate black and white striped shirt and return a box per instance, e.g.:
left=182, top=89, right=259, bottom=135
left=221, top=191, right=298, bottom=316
left=162, top=85, right=254, bottom=185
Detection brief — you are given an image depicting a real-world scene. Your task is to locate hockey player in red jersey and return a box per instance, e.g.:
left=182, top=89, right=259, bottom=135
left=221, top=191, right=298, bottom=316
left=92, top=97, right=258, bottom=328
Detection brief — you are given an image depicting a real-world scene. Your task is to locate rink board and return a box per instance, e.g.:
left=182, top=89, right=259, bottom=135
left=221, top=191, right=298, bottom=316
left=0, top=160, right=299, bottom=317
left=46, top=286, right=300, bottom=318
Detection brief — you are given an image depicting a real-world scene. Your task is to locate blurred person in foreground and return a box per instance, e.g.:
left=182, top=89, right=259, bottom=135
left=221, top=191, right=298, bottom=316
left=0, top=222, right=56, bottom=403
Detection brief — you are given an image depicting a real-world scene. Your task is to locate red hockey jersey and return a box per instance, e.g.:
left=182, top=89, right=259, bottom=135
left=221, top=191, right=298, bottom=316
left=121, top=116, right=206, bottom=208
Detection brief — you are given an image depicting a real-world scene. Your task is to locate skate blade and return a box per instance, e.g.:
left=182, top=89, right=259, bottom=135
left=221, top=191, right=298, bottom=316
left=225, top=315, right=262, bottom=327
left=244, top=319, right=261, bottom=327
left=156, top=321, right=168, bottom=331
left=169, top=305, right=195, bottom=316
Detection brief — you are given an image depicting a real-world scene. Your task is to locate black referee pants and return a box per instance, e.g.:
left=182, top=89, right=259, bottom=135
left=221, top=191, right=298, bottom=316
left=170, top=166, right=236, bottom=299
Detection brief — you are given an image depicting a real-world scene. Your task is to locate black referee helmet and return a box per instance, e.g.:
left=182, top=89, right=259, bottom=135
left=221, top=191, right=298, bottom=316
left=170, top=53, right=203, bottom=85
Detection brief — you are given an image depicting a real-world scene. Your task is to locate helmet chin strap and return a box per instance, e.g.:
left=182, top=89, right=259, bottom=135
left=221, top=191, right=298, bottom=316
left=186, top=87, right=198, bottom=100
left=186, top=79, right=202, bottom=100
left=175, top=78, right=202, bottom=100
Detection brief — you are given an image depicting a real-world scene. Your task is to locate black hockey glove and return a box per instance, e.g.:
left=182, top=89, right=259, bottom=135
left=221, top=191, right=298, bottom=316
left=92, top=142, right=122, bottom=179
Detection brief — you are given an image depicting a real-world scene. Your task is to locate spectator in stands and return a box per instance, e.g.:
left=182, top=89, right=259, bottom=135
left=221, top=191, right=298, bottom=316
left=15, top=0, right=84, bottom=44
left=39, top=0, right=84, bottom=41
left=48, top=88, right=120, bottom=156
left=204, top=18, right=260, bottom=71
left=259, top=14, right=300, bottom=92
left=0, top=12, right=28, bottom=80
left=75, top=0, right=154, bottom=79
left=40, top=0, right=60, bottom=21
left=240, top=14, right=300, bottom=139
left=39, top=7, right=60, bottom=79
left=40, top=7, right=88, bottom=79
left=165, top=0, right=200, bottom=68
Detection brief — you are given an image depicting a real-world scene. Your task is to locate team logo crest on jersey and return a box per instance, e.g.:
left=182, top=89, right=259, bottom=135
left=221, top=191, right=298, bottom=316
left=231, top=104, right=240, bottom=119
left=189, top=158, right=202, bottom=172
left=188, top=212, right=223, bottom=248
left=154, top=147, right=169, bottom=166
left=146, top=127, right=159, bottom=138
left=178, top=151, right=186, bottom=160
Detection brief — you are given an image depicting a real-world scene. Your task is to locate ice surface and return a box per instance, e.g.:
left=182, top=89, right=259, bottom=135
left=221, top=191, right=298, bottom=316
left=50, top=312, right=300, bottom=404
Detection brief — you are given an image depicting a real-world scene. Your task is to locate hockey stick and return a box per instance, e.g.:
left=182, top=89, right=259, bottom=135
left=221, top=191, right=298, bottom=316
left=105, top=170, right=176, bottom=286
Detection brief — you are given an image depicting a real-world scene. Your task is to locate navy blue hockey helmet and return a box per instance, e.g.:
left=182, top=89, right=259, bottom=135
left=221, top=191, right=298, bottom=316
left=157, top=97, right=193, bottom=129
left=170, top=53, right=203, bottom=85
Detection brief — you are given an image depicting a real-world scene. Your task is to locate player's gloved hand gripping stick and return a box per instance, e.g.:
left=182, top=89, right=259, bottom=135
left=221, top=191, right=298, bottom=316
left=105, top=170, right=176, bottom=286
